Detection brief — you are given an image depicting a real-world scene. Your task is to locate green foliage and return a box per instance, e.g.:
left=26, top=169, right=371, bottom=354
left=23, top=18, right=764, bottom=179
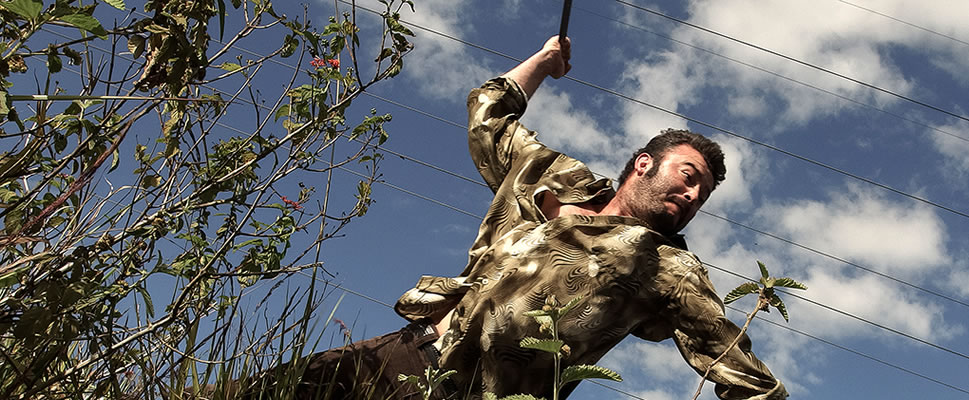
left=496, top=295, right=621, bottom=400
left=559, top=365, right=623, bottom=386
left=0, top=0, right=415, bottom=398
left=693, top=260, right=806, bottom=400
left=398, top=366, right=458, bottom=400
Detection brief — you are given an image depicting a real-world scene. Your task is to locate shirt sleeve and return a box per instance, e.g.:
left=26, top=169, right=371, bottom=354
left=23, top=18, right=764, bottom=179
left=658, top=247, right=788, bottom=400
left=467, top=77, right=545, bottom=192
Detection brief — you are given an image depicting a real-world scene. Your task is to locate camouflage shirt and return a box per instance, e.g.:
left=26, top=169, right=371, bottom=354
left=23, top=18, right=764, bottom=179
left=395, top=77, right=787, bottom=400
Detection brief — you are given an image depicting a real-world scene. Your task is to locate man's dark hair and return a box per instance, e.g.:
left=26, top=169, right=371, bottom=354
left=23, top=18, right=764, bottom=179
left=617, top=129, right=726, bottom=189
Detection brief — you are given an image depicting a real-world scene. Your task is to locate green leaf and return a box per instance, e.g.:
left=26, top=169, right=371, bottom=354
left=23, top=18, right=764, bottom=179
left=773, top=277, right=807, bottom=290
left=104, top=0, right=126, bottom=10
left=127, top=35, right=146, bottom=59
left=769, top=293, right=790, bottom=322
left=757, top=260, right=769, bottom=280
left=560, top=365, right=622, bottom=385
left=109, top=147, right=120, bottom=172
left=0, top=0, right=43, bottom=21
left=723, top=282, right=759, bottom=304
left=522, top=309, right=551, bottom=318
left=519, top=337, right=564, bottom=355
left=483, top=393, right=498, bottom=400
left=59, top=13, right=108, bottom=38
left=499, top=395, right=542, bottom=400
left=217, top=62, right=241, bottom=72
left=46, top=49, right=62, bottom=73
left=274, top=104, right=290, bottom=121
left=136, top=285, right=154, bottom=317
left=557, top=295, right=583, bottom=318
left=216, top=0, right=226, bottom=40
left=141, top=175, right=161, bottom=188
left=430, top=369, right=457, bottom=386
left=0, top=91, right=8, bottom=116
left=0, top=268, right=21, bottom=289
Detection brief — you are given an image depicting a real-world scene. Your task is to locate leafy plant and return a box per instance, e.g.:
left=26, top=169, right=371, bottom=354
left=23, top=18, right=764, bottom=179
left=398, top=366, right=458, bottom=400
left=484, top=295, right=622, bottom=400
left=691, top=261, right=806, bottom=400
left=0, top=0, right=415, bottom=398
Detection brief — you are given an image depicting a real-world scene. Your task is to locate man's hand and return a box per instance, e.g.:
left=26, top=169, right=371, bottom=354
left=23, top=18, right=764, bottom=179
left=541, top=35, right=571, bottom=79
left=501, top=35, right=572, bottom=99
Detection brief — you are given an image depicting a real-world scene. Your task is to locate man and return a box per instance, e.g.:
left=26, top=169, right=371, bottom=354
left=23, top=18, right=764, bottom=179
left=395, top=36, right=788, bottom=399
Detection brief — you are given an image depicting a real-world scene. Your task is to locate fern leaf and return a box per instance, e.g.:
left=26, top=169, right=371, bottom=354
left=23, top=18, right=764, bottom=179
left=104, top=0, right=126, bottom=10
left=723, top=282, right=759, bottom=304
left=500, top=394, right=544, bottom=400
left=560, top=365, right=623, bottom=385
left=757, top=260, right=769, bottom=280
left=769, top=293, right=790, bottom=322
left=557, top=295, right=584, bottom=318
left=773, top=277, right=807, bottom=290
left=431, top=369, right=457, bottom=386
left=519, top=337, right=564, bottom=354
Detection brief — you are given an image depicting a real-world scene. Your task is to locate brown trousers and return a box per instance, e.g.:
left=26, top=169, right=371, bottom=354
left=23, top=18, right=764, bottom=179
left=229, top=321, right=452, bottom=400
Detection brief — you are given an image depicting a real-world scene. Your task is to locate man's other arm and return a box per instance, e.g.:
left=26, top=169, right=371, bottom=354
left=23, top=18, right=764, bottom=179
left=466, top=36, right=570, bottom=192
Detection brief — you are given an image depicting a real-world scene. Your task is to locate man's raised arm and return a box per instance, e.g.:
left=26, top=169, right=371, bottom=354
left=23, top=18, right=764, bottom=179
left=501, top=36, right=571, bottom=99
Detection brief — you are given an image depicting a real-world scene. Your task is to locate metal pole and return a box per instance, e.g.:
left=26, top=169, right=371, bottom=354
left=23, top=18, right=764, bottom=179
left=559, top=0, right=573, bottom=42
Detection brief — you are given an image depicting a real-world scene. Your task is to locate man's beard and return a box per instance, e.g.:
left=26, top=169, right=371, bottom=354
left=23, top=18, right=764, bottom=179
left=629, top=171, right=680, bottom=236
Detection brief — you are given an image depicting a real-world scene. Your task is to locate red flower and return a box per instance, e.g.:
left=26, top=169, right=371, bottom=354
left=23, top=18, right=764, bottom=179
left=310, top=57, right=340, bottom=69
left=280, top=195, right=303, bottom=210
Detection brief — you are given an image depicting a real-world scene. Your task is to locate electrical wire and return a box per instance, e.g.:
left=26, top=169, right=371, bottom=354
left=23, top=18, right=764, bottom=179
left=835, top=0, right=969, bottom=48
left=570, top=3, right=969, bottom=144
left=612, top=0, right=969, bottom=124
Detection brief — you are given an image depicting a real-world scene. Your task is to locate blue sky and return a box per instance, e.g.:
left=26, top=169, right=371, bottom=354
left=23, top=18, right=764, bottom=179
left=293, top=0, right=969, bottom=399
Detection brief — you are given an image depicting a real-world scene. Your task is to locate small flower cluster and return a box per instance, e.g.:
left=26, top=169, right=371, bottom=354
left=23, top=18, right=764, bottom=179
left=310, top=57, right=340, bottom=69
left=280, top=195, right=303, bottom=210
left=333, top=318, right=351, bottom=338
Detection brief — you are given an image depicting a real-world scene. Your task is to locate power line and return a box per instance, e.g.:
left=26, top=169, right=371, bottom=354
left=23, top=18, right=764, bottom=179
left=613, top=0, right=969, bottom=125
left=571, top=3, right=969, bottom=145
left=836, top=0, right=969, bottom=48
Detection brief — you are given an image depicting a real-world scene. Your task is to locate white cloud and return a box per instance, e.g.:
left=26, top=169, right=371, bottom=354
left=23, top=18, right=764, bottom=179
left=929, top=119, right=969, bottom=178
left=396, top=0, right=494, bottom=97
left=756, top=184, right=950, bottom=279
left=522, top=87, right=623, bottom=174
left=789, top=268, right=963, bottom=342
left=599, top=339, right=719, bottom=400
left=612, top=0, right=969, bottom=137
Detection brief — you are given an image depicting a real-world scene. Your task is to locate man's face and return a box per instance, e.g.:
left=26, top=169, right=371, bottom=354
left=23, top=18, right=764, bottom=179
left=626, top=144, right=714, bottom=235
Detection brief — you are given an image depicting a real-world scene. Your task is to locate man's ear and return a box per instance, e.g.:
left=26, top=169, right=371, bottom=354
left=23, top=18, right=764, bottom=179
left=634, top=152, right=653, bottom=176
